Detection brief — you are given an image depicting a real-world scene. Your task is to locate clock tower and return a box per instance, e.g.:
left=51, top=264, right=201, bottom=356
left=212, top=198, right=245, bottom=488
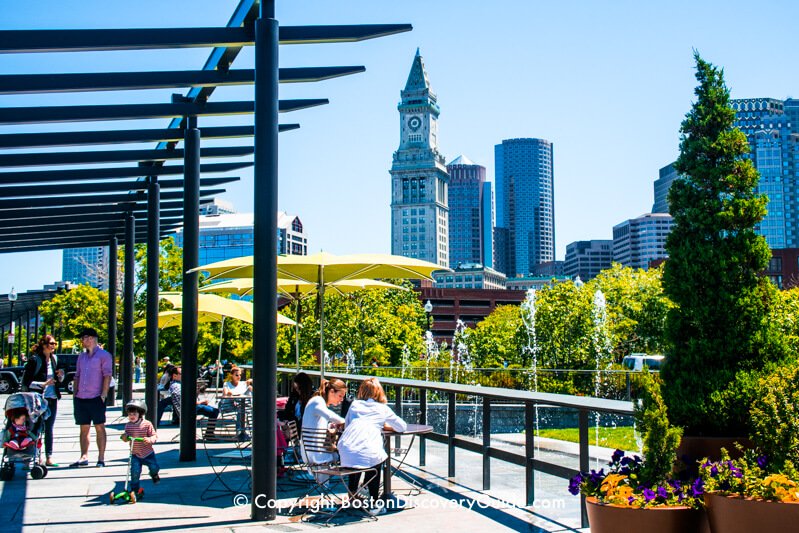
left=390, top=49, right=449, bottom=267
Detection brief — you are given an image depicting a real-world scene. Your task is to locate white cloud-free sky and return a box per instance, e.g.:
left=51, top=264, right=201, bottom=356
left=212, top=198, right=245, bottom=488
left=2, top=0, right=798, bottom=292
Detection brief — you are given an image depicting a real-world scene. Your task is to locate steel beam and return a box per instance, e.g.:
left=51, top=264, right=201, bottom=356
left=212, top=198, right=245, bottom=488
left=0, top=237, right=158, bottom=254
left=123, top=214, right=135, bottom=406
left=0, top=188, right=222, bottom=210
left=0, top=177, right=237, bottom=198
left=145, top=178, right=160, bottom=426
left=0, top=210, right=184, bottom=227
left=0, top=201, right=185, bottom=221
left=0, top=125, right=299, bottom=150
left=107, top=237, right=118, bottom=387
left=0, top=99, right=327, bottom=125
left=0, top=162, right=251, bottom=185
left=0, top=146, right=253, bottom=167
left=0, top=24, right=412, bottom=53
left=180, top=117, right=200, bottom=462
left=251, top=8, right=279, bottom=520
left=1, top=66, right=364, bottom=94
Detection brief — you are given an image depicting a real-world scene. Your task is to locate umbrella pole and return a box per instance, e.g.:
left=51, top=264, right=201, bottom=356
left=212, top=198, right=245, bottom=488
left=215, top=316, right=225, bottom=399
left=319, top=265, right=325, bottom=379
left=294, top=295, right=300, bottom=372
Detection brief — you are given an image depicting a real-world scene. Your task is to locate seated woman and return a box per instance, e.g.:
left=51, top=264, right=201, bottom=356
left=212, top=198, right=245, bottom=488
left=279, top=372, right=314, bottom=427
left=301, top=378, right=346, bottom=465
left=220, top=366, right=252, bottom=439
left=337, top=377, right=406, bottom=515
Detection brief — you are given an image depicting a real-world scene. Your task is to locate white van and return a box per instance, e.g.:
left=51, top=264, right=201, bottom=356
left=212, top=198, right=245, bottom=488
left=621, top=353, right=665, bottom=371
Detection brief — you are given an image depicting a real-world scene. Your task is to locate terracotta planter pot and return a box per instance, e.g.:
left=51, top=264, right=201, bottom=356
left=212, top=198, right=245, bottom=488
left=677, top=436, right=752, bottom=464
left=586, top=497, right=709, bottom=533
left=704, top=492, right=799, bottom=533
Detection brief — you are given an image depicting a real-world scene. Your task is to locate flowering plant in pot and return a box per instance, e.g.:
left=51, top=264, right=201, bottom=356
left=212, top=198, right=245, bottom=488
left=699, top=361, right=799, bottom=533
left=568, top=372, right=706, bottom=532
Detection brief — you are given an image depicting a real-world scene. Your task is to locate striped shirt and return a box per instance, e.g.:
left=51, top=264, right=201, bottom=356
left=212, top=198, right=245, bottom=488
left=124, top=419, right=157, bottom=458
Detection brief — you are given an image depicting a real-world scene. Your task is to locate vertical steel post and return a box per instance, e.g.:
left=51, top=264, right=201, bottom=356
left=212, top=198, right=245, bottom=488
left=180, top=116, right=200, bottom=462
left=394, top=385, right=402, bottom=450
left=419, top=389, right=427, bottom=466
left=16, top=313, right=21, bottom=365
left=525, top=401, right=535, bottom=506
left=482, top=396, right=491, bottom=490
left=123, top=214, right=135, bottom=406
left=107, top=237, right=118, bottom=373
left=146, top=178, right=160, bottom=425
left=251, top=0, right=279, bottom=519
left=447, top=392, right=456, bottom=478
left=578, top=409, right=590, bottom=528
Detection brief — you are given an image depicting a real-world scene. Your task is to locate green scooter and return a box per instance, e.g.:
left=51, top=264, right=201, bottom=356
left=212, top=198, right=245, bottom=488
left=109, top=437, right=144, bottom=504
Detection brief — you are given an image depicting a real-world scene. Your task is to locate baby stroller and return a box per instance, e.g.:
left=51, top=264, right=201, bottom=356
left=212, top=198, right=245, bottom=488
left=0, top=392, right=50, bottom=481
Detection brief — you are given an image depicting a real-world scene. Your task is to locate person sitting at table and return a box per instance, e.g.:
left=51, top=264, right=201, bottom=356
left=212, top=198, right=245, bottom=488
left=220, top=365, right=251, bottom=440
left=168, top=366, right=219, bottom=439
left=301, top=378, right=346, bottom=465
left=337, top=377, right=407, bottom=515
left=279, top=372, right=314, bottom=427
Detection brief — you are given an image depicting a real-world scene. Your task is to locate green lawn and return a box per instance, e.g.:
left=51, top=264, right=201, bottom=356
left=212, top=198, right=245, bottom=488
left=536, top=426, right=639, bottom=452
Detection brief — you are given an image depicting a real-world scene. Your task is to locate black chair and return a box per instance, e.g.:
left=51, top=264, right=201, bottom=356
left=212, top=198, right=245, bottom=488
left=294, top=427, right=378, bottom=525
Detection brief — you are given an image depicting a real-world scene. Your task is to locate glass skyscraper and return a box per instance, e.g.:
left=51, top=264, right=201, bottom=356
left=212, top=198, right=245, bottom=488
left=494, top=138, right=555, bottom=277
left=62, top=246, right=110, bottom=290
left=446, top=155, right=493, bottom=269
left=730, top=97, right=799, bottom=248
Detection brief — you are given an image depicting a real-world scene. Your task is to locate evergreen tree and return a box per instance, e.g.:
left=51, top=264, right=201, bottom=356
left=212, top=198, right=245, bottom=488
left=661, top=53, right=783, bottom=435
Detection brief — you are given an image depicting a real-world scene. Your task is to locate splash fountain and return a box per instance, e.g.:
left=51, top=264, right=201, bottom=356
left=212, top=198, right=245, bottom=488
left=344, top=348, right=356, bottom=374
left=591, top=289, right=613, bottom=464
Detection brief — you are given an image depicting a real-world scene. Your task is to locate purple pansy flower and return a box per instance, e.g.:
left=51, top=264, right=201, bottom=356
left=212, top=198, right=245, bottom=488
left=588, top=469, right=605, bottom=485
left=657, top=486, right=669, bottom=500
left=643, top=488, right=656, bottom=502
left=756, top=455, right=768, bottom=469
left=690, top=478, right=704, bottom=497
left=611, top=449, right=624, bottom=464
left=568, top=473, right=583, bottom=495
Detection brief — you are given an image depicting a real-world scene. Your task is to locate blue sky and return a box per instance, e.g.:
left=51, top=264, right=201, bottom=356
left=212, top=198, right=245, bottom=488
left=2, top=0, right=799, bottom=293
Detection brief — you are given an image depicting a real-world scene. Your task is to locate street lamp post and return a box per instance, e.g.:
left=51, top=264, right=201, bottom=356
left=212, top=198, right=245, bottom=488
left=424, top=300, right=432, bottom=381
left=7, top=287, right=17, bottom=365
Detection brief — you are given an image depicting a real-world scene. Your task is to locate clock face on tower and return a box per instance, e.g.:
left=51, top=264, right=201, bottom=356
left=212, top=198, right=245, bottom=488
left=408, top=115, right=422, bottom=131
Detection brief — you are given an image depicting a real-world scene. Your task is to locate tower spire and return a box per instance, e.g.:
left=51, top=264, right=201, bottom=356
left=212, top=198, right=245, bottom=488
left=404, top=48, right=430, bottom=93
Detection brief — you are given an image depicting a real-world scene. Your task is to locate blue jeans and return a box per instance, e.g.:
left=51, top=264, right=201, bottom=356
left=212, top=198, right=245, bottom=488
left=130, top=451, right=159, bottom=492
left=197, top=404, right=219, bottom=419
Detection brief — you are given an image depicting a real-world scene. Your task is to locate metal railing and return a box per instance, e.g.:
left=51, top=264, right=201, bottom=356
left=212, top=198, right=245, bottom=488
left=277, top=367, right=634, bottom=528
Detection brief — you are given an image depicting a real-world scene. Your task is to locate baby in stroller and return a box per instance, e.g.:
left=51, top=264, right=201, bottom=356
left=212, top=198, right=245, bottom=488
left=0, top=392, right=50, bottom=481
left=4, top=407, right=34, bottom=450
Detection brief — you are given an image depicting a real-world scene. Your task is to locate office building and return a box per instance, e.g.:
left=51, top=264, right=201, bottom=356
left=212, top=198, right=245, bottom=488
left=418, top=287, right=526, bottom=340
left=494, top=138, right=555, bottom=277
left=390, top=49, right=450, bottom=267
left=446, top=155, right=493, bottom=269
left=564, top=240, right=613, bottom=281
left=505, top=275, right=569, bottom=291
left=175, top=208, right=307, bottom=266
left=612, top=213, right=674, bottom=270
left=62, top=246, right=110, bottom=290
left=652, top=163, right=680, bottom=214
left=730, top=97, right=799, bottom=248
left=432, top=263, right=506, bottom=290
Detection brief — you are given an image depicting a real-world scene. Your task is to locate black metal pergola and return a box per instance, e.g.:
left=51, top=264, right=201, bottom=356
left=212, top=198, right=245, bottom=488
left=0, top=0, right=410, bottom=520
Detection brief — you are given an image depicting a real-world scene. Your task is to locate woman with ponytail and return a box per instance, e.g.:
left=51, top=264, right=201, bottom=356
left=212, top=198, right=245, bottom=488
left=301, top=378, right=347, bottom=464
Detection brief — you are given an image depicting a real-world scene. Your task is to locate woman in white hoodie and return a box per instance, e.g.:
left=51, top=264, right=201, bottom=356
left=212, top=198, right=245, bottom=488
left=337, top=377, right=407, bottom=513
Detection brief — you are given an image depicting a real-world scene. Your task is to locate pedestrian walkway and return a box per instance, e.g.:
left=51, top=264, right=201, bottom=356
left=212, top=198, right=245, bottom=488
left=0, top=394, right=586, bottom=532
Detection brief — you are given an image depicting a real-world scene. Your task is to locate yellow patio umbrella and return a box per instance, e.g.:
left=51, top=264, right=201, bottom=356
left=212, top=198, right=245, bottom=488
left=132, top=309, right=296, bottom=329
left=200, top=277, right=408, bottom=370
left=192, top=252, right=446, bottom=377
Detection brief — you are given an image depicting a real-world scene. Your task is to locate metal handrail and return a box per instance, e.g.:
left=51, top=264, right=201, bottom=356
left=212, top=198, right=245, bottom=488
left=277, top=367, right=634, bottom=528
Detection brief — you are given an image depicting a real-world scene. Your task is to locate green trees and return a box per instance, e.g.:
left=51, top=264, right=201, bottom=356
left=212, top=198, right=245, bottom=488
left=39, top=284, right=112, bottom=344
left=661, top=53, right=786, bottom=435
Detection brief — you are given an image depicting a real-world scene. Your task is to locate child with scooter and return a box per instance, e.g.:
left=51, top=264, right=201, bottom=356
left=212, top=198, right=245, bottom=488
left=117, top=399, right=159, bottom=502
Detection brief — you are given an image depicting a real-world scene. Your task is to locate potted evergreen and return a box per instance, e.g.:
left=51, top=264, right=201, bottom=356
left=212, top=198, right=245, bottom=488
left=568, top=373, right=707, bottom=533
left=661, top=52, right=788, bottom=459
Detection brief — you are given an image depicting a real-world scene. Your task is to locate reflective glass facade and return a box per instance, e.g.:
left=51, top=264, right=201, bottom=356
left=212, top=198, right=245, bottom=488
left=494, top=138, right=555, bottom=277
left=61, top=246, right=109, bottom=290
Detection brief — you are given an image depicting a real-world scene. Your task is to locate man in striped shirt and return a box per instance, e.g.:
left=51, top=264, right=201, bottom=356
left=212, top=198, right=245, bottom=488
left=121, top=400, right=160, bottom=498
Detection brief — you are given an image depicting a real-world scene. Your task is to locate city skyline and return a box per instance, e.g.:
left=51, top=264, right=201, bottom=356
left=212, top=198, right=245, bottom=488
left=2, top=0, right=799, bottom=291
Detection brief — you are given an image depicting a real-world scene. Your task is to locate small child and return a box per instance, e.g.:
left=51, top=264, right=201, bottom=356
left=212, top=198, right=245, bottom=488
left=4, top=408, right=33, bottom=451
left=121, top=400, right=160, bottom=498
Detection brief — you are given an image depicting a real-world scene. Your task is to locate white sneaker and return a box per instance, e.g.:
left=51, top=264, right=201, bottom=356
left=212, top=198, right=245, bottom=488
left=367, top=505, right=386, bottom=516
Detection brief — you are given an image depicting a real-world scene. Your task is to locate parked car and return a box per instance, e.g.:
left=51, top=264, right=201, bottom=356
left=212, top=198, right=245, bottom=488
left=55, top=353, right=80, bottom=394
left=621, top=353, right=665, bottom=371
left=0, top=366, right=25, bottom=394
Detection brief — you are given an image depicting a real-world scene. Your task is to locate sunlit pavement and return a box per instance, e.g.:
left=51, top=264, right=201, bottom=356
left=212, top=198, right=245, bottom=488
left=0, top=393, right=588, bottom=532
